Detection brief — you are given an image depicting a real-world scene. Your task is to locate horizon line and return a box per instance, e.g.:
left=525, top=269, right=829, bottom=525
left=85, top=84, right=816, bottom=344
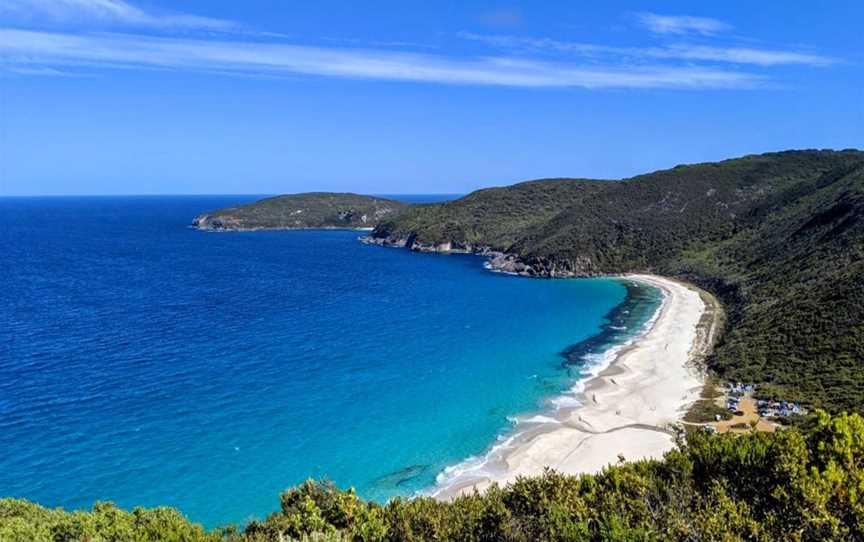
left=0, top=192, right=466, bottom=198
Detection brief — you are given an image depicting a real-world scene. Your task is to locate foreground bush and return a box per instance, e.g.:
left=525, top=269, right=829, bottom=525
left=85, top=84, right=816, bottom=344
left=3, top=412, right=863, bottom=541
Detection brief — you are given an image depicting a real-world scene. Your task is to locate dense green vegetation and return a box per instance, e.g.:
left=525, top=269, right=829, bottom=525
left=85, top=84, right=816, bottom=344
left=376, top=179, right=608, bottom=249
left=373, top=150, right=864, bottom=412
left=4, top=412, right=864, bottom=541
left=193, top=193, right=408, bottom=231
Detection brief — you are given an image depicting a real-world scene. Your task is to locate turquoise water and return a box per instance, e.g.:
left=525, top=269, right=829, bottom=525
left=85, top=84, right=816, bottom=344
left=0, top=196, right=660, bottom=528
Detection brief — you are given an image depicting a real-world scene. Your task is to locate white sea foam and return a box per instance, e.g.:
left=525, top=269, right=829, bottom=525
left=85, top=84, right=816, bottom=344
left=513, top=414, right=562, bottom=425
left=482, top=260, right=519, bottom=276
left=430, top=285, right=668, bottom=497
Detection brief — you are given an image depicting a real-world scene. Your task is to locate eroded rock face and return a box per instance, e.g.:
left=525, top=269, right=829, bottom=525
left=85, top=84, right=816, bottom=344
left=361, top=234, right=487, bottom=255
left=484, top=253, right=600, bottom=277
left=192, top=214, right=245, bottom=231
left=362, top=233, right=600, bottom=278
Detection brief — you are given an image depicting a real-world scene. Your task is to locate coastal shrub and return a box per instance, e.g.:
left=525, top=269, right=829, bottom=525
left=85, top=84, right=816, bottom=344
left=245, top=481, right=388, bottom=542
left=291, top=532, right=353, bottom=542
left=3, top=411, right=864, bottom=541
left=0, top=498, right=219, bottom=542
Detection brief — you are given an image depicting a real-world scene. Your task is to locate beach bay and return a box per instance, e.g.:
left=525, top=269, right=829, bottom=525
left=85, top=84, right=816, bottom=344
left=0, top=196, right=664, bottom=528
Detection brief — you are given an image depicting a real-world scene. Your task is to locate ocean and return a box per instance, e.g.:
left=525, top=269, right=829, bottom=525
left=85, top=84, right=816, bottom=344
left=0, top=196, right=662, bottom=528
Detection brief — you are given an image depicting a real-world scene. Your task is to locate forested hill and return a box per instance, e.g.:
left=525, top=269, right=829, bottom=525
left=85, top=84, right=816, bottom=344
left=193, top=193, right=408, bottom=231
left=371, top=149, right=864, bottom=412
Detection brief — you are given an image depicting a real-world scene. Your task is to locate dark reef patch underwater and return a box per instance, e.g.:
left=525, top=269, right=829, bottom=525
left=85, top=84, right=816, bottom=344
left=559, top=280, right=662, bottom=367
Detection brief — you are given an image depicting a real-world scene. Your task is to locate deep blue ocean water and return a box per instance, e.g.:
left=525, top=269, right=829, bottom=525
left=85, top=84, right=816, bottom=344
left=0, top=196, right=660, bottom=528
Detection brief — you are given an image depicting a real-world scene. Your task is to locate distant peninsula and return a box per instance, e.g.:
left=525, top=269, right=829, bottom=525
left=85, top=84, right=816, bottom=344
left=192, top=192, right=408, bottom=231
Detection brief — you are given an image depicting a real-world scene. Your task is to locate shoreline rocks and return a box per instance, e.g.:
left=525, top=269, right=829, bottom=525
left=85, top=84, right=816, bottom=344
left=361, top=234, right=606, bottom=278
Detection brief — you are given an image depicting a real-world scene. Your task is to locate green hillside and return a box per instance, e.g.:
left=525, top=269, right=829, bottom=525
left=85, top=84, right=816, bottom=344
left=374, top=179, right=609, bottom=250
left=372, top=150, right=864, bottom=411
left=193, top=193, right=408, bottom=231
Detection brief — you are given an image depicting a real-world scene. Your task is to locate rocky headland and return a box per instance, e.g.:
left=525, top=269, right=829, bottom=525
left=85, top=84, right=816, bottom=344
left=193, top=192, right=409, bottom=231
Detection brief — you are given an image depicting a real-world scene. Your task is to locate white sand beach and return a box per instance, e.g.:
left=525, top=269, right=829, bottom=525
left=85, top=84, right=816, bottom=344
left=434, top=274, right=715, bottom=498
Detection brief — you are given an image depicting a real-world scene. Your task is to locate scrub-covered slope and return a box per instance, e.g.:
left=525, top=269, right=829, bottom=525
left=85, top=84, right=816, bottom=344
left=370, top=178, right=609, bottom=250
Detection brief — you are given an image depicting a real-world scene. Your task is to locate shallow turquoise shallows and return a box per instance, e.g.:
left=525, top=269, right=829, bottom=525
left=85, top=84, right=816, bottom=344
left=0, top=196, right=661, bottom=528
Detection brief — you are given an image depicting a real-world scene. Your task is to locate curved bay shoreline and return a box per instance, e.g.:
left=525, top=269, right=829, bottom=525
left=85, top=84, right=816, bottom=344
left=433, top=274, right=721, bottom=499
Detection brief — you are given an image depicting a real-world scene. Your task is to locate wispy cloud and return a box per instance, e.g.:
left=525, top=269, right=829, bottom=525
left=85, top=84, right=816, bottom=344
left=0, top=29, right=763, bottom=89
left=7, top=65, right=97, bottom=77
left=459, top=32, right=837, bottom=67
left=634, top=13, right=733, bottom=36
left=657, top=44, right=835, bottom=67
left=0, top=0, right=240, bottom=32
left=0, top=2, right=833, bottom=90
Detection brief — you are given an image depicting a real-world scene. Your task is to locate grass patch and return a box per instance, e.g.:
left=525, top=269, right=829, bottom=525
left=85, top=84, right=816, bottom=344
left=684, top=400, right=733, bottom=423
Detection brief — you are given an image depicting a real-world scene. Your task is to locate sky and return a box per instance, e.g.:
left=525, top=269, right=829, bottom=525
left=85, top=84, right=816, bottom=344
left=0, top=1, right=862, bottom=196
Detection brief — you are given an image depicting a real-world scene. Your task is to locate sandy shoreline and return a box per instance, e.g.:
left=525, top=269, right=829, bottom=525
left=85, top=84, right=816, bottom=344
left=433, top=274, right=714, bottom=499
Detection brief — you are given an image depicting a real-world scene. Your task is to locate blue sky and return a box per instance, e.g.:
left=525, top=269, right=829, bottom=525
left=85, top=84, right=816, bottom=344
left=1, top=1, right=861, bottom=195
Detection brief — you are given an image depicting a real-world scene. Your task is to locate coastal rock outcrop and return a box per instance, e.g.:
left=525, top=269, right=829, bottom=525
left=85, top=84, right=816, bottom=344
left=363, top=232, right=601, bottom=278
